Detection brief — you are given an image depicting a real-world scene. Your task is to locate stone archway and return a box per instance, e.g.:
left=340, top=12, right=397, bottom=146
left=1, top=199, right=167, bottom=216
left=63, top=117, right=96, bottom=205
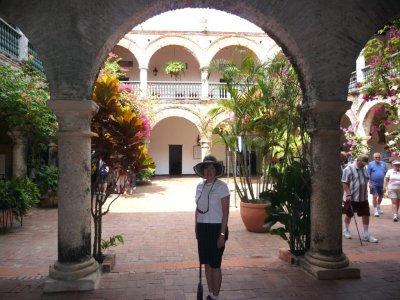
left=1, top=0, right=400, bottom=292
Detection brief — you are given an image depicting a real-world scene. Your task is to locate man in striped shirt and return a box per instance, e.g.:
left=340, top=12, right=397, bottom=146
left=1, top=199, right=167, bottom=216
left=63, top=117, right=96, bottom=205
left=342, top=154, right=378, bottom=243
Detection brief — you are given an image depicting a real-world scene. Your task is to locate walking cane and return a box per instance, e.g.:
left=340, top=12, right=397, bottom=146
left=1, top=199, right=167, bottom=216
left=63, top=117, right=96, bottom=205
left=197, top=263, right=203, bottom=300
left=349, top=202, right=363, bottom=246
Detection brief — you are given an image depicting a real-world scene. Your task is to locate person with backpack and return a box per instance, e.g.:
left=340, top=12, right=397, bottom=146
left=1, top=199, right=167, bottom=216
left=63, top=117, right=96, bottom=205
left=98, top=158, right=109, bottom=196
left=342, top=154, right=378, bottom=243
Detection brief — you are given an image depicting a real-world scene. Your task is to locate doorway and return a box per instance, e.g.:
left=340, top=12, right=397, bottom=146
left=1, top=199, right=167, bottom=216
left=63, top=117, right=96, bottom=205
left=169, top=145, right=182, bottom=175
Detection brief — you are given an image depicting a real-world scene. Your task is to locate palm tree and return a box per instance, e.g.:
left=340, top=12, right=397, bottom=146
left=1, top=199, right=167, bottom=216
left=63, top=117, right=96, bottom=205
left=208, top=50, right=305, bottom=203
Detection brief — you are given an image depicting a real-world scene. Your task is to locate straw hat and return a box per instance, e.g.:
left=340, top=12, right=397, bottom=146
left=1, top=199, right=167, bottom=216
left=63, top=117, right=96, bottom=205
left=193, top=155, right=224, bottom=178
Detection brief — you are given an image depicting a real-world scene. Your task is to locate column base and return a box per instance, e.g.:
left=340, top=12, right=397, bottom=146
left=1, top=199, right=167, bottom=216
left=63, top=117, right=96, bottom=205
left=300, top=251, right=360, bottom=280
left=44, top=258, right=100, bottom=293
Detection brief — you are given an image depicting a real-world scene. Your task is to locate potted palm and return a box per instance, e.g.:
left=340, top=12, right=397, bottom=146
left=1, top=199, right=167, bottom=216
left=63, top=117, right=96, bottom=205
left=164, top=61, right=186, bottom=80
left=209, top=50, right=306, bottom=233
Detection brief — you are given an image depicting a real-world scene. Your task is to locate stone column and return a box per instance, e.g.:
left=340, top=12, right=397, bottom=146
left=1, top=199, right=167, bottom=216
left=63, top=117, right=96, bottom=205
left=48, top=141, right=58, bottom=166
left=44, top=100, right=100, bottom=293
left=8, top=130, right=27, bottom=179
left=300, top=101, right=360, bottom=279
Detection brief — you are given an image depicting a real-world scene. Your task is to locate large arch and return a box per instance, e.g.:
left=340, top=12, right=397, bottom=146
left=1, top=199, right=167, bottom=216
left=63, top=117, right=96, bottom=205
left=205, top=35, right=278, bottom=65
left=144, top=35, right=203, bottom=68
left=1, top=0, right=400, bottom=292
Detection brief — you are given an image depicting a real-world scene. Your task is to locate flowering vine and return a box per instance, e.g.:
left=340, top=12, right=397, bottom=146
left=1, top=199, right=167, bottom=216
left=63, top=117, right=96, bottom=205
left=341, top=122, right=370, bottom=158
left=359, top=21, right=400, bottom=159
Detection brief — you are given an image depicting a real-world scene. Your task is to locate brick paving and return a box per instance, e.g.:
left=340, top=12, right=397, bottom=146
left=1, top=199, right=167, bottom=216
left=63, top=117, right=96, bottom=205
left=1, top=176, right=400, bottom=299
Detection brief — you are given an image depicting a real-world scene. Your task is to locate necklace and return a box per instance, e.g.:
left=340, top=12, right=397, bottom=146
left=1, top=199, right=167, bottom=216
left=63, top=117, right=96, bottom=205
left=196, top=179, right=216, bottom=214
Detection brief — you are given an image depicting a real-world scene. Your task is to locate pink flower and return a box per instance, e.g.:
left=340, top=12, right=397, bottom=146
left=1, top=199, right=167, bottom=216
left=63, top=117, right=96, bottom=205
left=383, top=121, right=392, bottom=127
left=370, top=124, right=380, bottom=134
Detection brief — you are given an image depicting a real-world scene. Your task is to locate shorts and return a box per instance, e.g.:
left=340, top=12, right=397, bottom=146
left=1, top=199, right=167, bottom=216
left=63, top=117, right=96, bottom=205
left=344, top=200, right=370, bottom=218
left=196, top=223, right=228, bottom=268
left=370, top=185, right=384, bottom=196
left=388, top=189, right=400, bottom=199
left=97, top=174, right=108, bottom=184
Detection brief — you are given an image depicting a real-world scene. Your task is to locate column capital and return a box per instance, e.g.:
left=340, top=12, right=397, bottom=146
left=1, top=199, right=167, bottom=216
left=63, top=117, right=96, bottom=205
left=7, top=129, right=27, bottom=145
left=302, top=101, right=352, bottom=132
left=47, top=100, right=98, bottom=135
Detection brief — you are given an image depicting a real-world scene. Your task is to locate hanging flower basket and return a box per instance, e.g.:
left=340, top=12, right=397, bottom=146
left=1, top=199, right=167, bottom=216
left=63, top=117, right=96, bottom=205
left=164, top=61, right=186, bottom=79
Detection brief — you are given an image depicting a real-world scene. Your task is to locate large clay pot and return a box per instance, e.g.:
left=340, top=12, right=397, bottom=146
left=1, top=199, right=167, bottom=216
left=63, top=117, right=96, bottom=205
left=240, top=202, right=269, bottom=233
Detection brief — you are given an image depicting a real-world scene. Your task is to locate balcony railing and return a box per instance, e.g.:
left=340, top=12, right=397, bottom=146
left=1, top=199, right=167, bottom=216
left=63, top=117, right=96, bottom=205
left=147, top=81, right=202, bottom=99
left=0, top=19, right=20, bottom=59
left=122, top=81, right=247, bottom=100
left=28, top=42, right=44, bottom=72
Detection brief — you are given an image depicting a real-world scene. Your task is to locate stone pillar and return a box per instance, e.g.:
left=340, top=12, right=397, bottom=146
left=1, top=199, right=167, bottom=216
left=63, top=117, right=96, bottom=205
left=300, top=101, right=360, bottom=279
left=139, top=67, right=148, bottom=97
left=201, top=68, right=209, bottom=99
left=44, top=100, right=100, bottom=293
left=8, top=130, right=27, bottom=179
left=48, top=141, right=58, bottom=166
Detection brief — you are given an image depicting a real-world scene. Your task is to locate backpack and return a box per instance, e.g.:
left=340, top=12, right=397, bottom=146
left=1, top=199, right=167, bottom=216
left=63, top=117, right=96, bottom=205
left=99, top=165, right=108, bottom=176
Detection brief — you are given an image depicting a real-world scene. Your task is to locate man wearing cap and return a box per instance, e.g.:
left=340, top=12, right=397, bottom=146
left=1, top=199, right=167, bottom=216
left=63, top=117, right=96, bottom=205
left=384, top=160, right=400, bottom=222
left=193, top=155, right=230, bottom=300
left=342, top=154, right=378, bottom=242
left=368, top=152, right=387, bottom=217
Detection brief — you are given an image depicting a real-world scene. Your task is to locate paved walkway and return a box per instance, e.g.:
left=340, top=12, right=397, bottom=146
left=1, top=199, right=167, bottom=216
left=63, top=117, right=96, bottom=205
left=1, top=176, right=400, bottom=299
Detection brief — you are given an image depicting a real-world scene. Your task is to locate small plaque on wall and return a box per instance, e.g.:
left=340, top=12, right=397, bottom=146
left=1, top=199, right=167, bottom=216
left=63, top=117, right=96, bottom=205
left=193, top=146, right=201, bottom=159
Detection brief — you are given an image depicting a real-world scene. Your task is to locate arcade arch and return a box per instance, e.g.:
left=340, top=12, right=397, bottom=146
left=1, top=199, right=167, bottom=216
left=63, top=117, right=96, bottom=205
left=1, top=0, right=400, bottom=292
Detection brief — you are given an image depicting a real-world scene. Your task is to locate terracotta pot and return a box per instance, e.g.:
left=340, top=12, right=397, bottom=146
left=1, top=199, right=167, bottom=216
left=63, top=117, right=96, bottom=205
left=240, top=201, right=269, bottom=233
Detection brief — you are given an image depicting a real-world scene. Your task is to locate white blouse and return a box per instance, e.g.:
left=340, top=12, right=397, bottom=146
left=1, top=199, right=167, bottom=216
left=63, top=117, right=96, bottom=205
left=386, top=169, right=400, bottom=191
left=195, top=179, right=230, bottom=223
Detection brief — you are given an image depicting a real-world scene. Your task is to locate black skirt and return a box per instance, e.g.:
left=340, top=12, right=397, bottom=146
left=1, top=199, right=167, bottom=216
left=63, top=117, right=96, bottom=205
left=196, top=223, right=228, bottom=268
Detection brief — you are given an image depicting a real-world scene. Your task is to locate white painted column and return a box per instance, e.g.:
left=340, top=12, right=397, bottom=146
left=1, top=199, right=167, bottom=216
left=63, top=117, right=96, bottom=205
left=200, top=137, right=211, bottom=160
left=201, top=68, right=209, bottom=99
left=139, top=67, right=148, bottom=97
left=356, top=55, right=365, bottom=83
left=44, top=100, right=100, bottom=293
left=16, top=29, right=29, bottom=61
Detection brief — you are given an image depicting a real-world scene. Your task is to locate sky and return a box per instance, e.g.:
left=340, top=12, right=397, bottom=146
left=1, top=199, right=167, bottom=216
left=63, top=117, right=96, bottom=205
left=134, top=8, right=263, bottom=33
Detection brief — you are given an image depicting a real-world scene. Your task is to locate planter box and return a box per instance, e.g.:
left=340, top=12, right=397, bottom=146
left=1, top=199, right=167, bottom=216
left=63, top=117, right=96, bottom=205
left=102, top=251, right=116, bottom=273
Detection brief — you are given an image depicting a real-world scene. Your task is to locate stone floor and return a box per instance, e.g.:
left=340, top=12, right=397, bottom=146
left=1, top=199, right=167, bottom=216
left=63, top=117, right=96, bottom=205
left=0, top=176, right=400, bottom=299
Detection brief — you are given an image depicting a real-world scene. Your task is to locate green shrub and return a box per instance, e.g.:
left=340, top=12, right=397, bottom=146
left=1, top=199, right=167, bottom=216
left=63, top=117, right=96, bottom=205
left=0, top=178, right=40, bottom=228
left=35, top=165, right=58, bottom=194
left=136, top=168, right=155, bottom=181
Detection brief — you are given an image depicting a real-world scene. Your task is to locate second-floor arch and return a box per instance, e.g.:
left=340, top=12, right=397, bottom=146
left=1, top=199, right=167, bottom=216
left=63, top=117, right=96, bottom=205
left=205, top=35, right=279, bottom=66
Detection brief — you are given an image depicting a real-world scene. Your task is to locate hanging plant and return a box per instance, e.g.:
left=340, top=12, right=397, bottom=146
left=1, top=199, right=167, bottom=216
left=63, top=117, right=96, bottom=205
left=164, top=61, right=186, bottom=79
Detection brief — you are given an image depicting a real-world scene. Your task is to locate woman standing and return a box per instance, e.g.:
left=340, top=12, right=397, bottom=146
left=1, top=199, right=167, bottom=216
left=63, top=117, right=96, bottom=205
left=193, top=155, right=230, bottom=300
left=384, top=160, right=400, bottom=222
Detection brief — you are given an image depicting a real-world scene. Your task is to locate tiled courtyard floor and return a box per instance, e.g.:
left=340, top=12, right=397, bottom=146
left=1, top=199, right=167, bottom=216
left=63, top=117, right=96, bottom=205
left=1, top=176, right=400, bottom=299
